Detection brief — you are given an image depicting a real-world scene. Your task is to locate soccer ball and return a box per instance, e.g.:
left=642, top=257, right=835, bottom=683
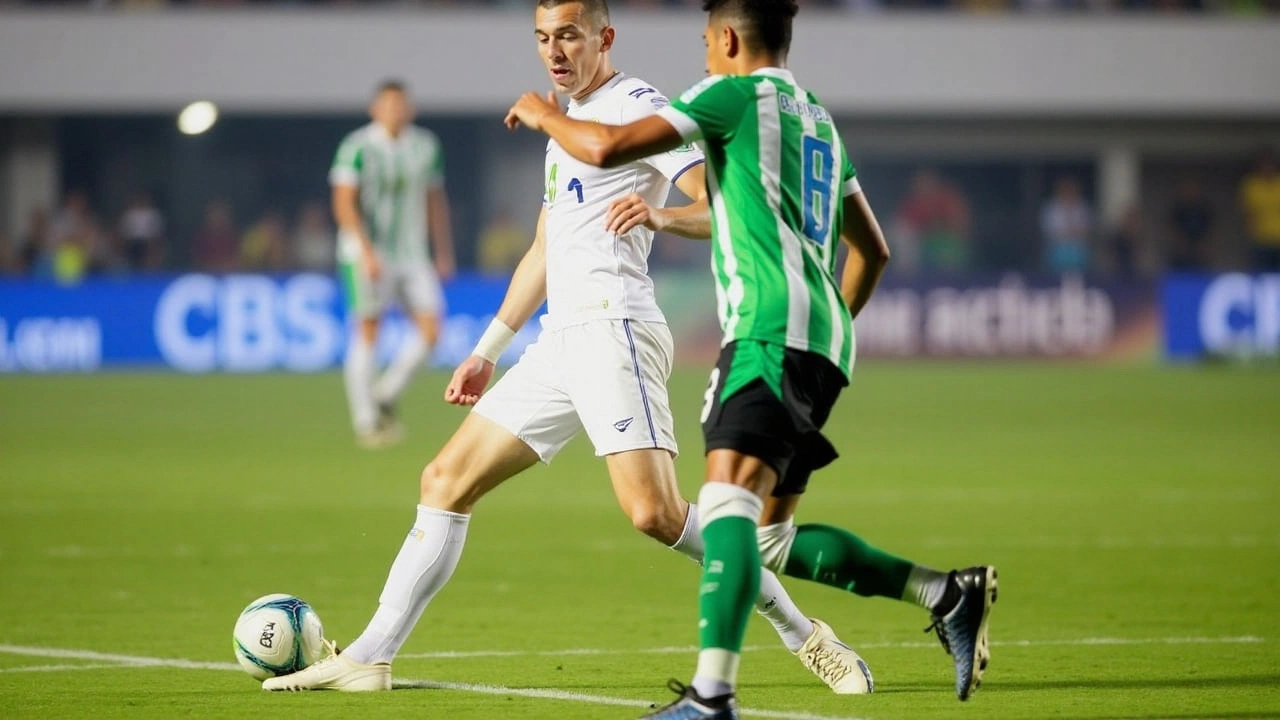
left=232, top=593, right=326, bottom=680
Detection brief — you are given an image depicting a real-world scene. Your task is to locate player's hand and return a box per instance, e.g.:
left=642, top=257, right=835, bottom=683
left=605, top=193, right=670, bottom=234
left=434, top=255, right=456, bottom=283
left=504, top=91, right=560, bottom=131
left=362, top=247, right=382, bottom=281
left=444, top=355, right=496, bottom=406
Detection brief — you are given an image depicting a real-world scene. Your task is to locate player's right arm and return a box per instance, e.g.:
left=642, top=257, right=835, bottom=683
left=444, top=207, right=548, bottom=406
left=331, top=185, right=380, bottom=281
left=329, top=136, right=380, bottom=280
left=838, top=191, right=891, bottom=320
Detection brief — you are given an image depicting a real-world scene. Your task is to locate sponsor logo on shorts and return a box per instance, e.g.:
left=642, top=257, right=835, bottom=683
left=408, top=528, right=425, bottom=541
left=613, top=417, right=634, bottom=432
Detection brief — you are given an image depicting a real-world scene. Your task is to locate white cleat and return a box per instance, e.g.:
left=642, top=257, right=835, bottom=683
left=261, top=641, right=391, bottom=692
left=355, top=427, right=401, bottom=450
left=795, top=618, right=875, bottom=695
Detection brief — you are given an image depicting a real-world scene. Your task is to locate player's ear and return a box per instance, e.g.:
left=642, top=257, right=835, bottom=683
left=600, top=24, right=615, bottom=52
left=722, top=24, right=739, bottom=59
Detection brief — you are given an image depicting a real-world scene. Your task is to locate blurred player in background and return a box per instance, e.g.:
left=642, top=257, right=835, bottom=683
left=506, top=0, right=998, bottom=715
left=331, top=80, right=456, bottom=449
left=265, top=0, right=875, bottom=696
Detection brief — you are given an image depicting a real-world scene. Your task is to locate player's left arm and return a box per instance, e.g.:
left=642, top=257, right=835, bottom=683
left=605, top=163, right=710, bottom=239
left=427, top=186, right=456, bottom=281
left=839, top=190, right=891, bottom=320
left=425, top=145, right=456, bottom=281
left=506, top=92, right=684, bottom=169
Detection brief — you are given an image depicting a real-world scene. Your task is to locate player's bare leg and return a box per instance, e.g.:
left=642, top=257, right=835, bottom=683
left=373, top=311, right=441, bottom=438
left=263, top=414, right=538, bottom=691
left=345, top=316, right=386, bottom=448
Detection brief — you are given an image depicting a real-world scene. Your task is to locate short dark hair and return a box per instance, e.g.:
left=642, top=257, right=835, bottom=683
left=702, top=0, right=798, bottom=56
left=536, top=0, right=611, bottom=32
left=375, top=79, right=408, bottom=97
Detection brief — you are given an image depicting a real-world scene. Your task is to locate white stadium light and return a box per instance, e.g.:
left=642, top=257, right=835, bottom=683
left=177, top=101, right=219, bottom=135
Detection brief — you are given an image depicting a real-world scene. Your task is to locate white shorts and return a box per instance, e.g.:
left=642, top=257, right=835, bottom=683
left=473, top=319, right=677, bottom=463
left=338, top=238, right=444, bottom=319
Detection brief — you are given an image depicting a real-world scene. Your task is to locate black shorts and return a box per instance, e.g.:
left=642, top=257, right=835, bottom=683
left=700, top=340, right=848, bottom=497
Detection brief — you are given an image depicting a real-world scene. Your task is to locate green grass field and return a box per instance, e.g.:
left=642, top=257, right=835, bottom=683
left=2, top=365, right=1278, bottom=719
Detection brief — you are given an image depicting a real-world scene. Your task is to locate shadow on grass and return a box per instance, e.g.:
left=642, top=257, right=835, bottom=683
left=1081, top=714, right=1280, bottom=720
left=867, top=673, right=1280, bottom=695
left=989, top=674, right=1280, bottom=693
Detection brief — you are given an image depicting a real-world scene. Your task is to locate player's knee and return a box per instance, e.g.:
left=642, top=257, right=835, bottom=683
left=757, top=519, right=797, bottom=574
left=628, top=502, right=683, bottom=545
left=418, top=457, right=474, bottom=512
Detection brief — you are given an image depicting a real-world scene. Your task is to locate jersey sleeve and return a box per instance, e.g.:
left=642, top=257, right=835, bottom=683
left=841, top=148, right=861, bottom=197
left=656, top=75, right=750, bottom=144
left=329, top=135, right=362, bottom=187
left=619, top=85, right=706, bottom=184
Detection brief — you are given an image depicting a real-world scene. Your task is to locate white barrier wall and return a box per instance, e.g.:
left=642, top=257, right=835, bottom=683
left=0, top=10, right=1278, bottom=115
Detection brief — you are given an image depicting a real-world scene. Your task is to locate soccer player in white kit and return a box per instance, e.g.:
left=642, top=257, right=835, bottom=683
left=264, top=0, right=871, bottom=695
left=331, top=80, right=457, bottom=448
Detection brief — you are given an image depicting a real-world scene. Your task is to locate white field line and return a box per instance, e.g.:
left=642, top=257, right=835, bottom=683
left=0, top=663, right=142, bottom=673
left=0, top=644, right=867, bottom=720
left=0, top=645, right=239, bottom=671
left=398, top=635, right=1267, bottom=659
left=393, top=679, right=865, bottom=720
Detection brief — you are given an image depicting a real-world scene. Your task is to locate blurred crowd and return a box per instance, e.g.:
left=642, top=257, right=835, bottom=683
left=0, top=193, right=337, bottom=283
left=3, top=148, right=1278, bottom=283
left=882, top=148, right=1280, bottom=279
left=3, top=0, right=1279, bottom=12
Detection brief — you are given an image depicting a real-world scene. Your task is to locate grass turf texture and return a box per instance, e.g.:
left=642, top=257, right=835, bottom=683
left=1, top=365, right=1277, bottom=719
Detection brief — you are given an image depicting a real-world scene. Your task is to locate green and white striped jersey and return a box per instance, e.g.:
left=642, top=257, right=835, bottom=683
left=658, top=68, right=861, bottom=378
left=329, top=123, right=444, bottom=266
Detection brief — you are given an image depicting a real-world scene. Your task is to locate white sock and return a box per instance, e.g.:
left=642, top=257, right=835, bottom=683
left=756, top=572, right=814, bottom=652
left=670, top=504, right=813, bottom=653
left=344, top=336, right=377, bottom=433
left=903, top=565, right=950, bottom=612
left=692, top=650, right=737, bottom=699
left=343, top=505, right=470, bottom=665
left=375, top=332, right=429, bottom=405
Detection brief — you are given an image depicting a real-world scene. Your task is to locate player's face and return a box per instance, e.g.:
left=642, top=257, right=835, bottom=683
left=370, top=89, right=413, bottom=134
left=703, top=22, right=732, bottom=76
left=534, top=3, right=611, bottom=99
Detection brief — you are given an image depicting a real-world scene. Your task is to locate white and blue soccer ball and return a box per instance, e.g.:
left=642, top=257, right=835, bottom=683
left=232, top=593, right=326, bottom=680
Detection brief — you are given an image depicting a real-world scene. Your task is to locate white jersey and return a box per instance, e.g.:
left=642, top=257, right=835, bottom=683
left=541, top=73, right=705, bottom=331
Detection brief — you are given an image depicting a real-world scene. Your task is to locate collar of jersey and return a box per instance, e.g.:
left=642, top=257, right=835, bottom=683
left=750, top=67, right=795, bottom=82
left=370, top=123, right=407, bottom=146
left=568, top=71, right=628, bottom=109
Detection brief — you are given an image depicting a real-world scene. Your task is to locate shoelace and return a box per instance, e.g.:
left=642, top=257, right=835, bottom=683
left=924, top=617, right=953, bottom=656
left=803, top=646, right=853, bottom=683
left=665, top=678, right=690, bottom=698
left=647, top=679, right=693, bottom=711
left=312, top=638, right=340, bottom=665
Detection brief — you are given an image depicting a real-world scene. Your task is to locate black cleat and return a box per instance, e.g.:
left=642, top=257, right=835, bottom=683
left=925, top=565, right=998, bottom=701
left=639, top=680, right=738, bottom=720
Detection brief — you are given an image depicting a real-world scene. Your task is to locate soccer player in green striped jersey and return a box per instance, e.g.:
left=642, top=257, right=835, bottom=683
left=507, top=0, right=996, bottom=714
left=331, top=80, right=457, bottom=449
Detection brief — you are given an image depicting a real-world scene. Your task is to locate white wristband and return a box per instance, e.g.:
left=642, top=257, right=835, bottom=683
left=474, top=319, right=516, bottom=364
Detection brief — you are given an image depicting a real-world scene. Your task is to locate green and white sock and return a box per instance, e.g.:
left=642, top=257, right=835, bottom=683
left=691, top=483, right=763, bottom=699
